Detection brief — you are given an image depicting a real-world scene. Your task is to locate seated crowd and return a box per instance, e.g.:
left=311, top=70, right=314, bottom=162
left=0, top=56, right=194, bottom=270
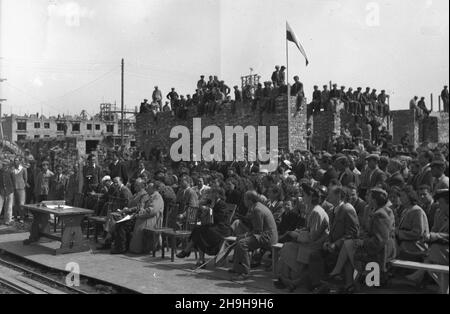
left=3, top=132, right=448, bottom=294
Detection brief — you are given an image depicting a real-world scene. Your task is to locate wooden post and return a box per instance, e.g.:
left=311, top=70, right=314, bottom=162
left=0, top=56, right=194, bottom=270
left=430, top=93, right=434, bottom=112
left=121, top=59, right=124, bottom=147
left=438, top=96, right=441, bottom=112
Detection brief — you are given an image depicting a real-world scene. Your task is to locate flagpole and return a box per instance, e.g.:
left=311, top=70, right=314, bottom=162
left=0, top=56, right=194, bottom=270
left=286, top=22, right=290, bottom=102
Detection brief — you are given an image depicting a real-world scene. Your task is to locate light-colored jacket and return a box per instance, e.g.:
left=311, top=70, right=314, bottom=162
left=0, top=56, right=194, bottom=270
left=129, top=191, right=164, bottom=254
left=12, top=166, right=28, bottom=190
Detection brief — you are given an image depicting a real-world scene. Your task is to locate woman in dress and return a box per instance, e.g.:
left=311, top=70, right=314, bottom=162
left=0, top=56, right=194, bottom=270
left=176, top=188, right=232, bottom=267
left=274, top=184, right=329, bottom=292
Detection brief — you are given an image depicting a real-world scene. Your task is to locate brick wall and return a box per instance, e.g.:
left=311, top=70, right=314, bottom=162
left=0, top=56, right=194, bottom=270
left=136, top=96, right=307, bottom=159
left=392, top=109, right=419, bottom=147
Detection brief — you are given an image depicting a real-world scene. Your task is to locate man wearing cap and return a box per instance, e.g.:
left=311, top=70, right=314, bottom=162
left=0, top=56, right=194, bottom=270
left=152, top=86, right=163, bottom=107
left=139, top=99, right=151, bottom=114
left=329, top=84, right=340, bottom=112
left=0, top=160, right=15, bottom=225
left=319, top=153, right=338, bottom=188
left=279, top=66, right=287, bottom=89
left=311, top=85, right=322, bottom=114
left=197, top=75, right=207, bottom=91
left=321, top=85, right=330, bottom=111
left=271, top=66, right=281, bottom=88
left=431, top=160, right=449, bottom=195
left=441, top=86, right=449, bottom=113
left=405, top=189, right=449, bottom=288
left=335, top=156, right=356, bottom=187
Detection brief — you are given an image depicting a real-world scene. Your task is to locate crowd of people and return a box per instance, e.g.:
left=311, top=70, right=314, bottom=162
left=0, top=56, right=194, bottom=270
left=1, top=127, right=448, bottom=293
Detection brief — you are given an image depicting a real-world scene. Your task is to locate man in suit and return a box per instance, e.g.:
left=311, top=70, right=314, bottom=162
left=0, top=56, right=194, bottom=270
left=430, top=160, right=449, bottom=194
left=230, top=191, right=278, bottom=280
left=335, top=156, right=356, bottom=187
left=415, top=150, right=434, bottom=191
left=320, top=153, right=338, bottom=188
left=291, top=76, right=304, bottom=98
left=83, top=154, right=102, bottom=194
left=112, top=177, right=132, bottom=205
left=308, top=186, right=359, bottom=290
left=50, top=164, right=68, bottom=201
left=109, top=152, right=129, bottom=185
left=366, top=154, right=387, bottom=190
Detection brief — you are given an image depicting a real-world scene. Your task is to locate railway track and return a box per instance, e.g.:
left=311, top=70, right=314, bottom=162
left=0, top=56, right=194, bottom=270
left=0, top=258, right=88, bottom=294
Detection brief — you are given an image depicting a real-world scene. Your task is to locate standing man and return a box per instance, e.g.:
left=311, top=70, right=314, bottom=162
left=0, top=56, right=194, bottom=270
left=50, top=165, right=69, bottom=201
left=0, top=160, right=15, bottom=226
left=441, top=85, right=449, bottom=113
left=353, top=87, right=363, bottom=115
left=152, top=86, right=163, bottom=109
left=197, top=75, right=207, bottom=91
left=271, top=66, right=281, bottom=88
left=83, top=154, right=102, bottom=194
left=321, top=85, right=330, bottom=111
left=430, top=160, right=449, bottom=194
left=12, top=157, right=28, bottom=222
left=311, top=85, right=322, bottom=114
left=109, top=152, right=129, bottom=185
left=34, top=161, right=54, bottom=202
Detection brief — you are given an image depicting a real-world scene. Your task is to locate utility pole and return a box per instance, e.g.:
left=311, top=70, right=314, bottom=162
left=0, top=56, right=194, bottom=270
left=121, top=58, right=124, bottom=147
left=0, top=78, right=7, bottom=142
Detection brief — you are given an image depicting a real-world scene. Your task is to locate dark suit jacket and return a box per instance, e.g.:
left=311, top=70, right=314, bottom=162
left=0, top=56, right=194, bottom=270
left=415, top=166, right=433, bottom=191
left=320, top=166, right=338, bottom=187
left=368, top=167, right=387, bottom=189
left=109, top=161, right=129, bottom=185
left=329, top=203, right=360, bottom=248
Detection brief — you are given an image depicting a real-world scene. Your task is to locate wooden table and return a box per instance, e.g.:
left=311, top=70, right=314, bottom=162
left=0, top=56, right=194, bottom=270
left=22, top=204, right=94, bottom=255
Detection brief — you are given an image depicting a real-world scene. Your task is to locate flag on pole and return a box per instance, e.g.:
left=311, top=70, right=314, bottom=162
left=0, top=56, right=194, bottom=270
left=286, top=21, right=309, bottom=66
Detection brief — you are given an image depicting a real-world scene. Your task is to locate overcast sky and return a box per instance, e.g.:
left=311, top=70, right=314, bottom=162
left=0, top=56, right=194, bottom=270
left=0, top=0, right=448, bottom=116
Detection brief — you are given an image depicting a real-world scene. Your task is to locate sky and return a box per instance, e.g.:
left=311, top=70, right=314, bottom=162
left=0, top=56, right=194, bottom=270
left=0, top=0, right=449, bottom=117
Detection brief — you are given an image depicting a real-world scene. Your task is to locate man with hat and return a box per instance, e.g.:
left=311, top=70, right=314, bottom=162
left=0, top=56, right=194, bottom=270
left=139, top=98, right=151, bottom=114
left=378, top=90, right=389, bottom=117
left=431, top=160, right=449, bottom=195
left=353, top=87, right=363, bottom=115
left=279, top=66, right=287, bottom=88
left=320, top=153, right=338, bottom=188
left=329, top=84, right=340, bottom=113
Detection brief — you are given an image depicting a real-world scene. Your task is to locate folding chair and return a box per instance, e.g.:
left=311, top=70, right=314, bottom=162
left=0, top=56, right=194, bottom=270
left=162, top=206, right=199, bottom=262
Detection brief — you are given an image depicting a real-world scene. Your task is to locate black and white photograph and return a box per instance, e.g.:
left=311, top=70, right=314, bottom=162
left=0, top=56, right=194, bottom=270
left=0, top=0, right=448, bottom=301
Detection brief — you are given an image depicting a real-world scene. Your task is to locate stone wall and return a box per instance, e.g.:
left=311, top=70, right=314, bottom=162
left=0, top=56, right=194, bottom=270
left=136, top=96, right=307, bottom=159
left=392, top=110, right=418, bottom=147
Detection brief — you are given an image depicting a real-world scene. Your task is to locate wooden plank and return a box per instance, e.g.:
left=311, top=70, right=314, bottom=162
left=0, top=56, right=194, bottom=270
left=391, top=260, right=449, bottom=274
left=224, top=236, right=237, bottom=242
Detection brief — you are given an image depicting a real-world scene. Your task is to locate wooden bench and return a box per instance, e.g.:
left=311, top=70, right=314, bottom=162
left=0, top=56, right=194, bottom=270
left=390, top=259, right=449, bottom=294
left=271, top=243, right=284, bottom=275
